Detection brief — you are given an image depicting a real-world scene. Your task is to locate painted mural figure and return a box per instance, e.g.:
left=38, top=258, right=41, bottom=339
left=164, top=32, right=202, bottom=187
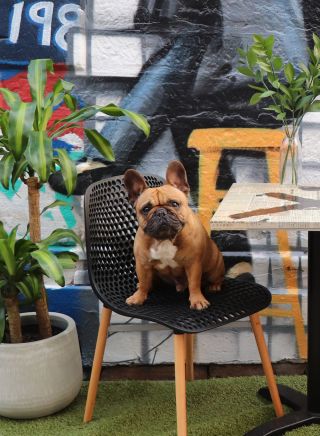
left=49, top=0, right=310, bottom=199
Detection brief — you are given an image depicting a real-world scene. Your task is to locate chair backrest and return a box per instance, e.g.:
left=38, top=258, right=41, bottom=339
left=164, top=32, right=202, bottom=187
left=84, top=174, right=164, bottom=307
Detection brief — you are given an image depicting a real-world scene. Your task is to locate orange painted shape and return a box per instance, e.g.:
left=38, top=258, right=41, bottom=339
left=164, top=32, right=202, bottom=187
left=188, top=128, right=285, bottom=152
left=188, top=128, right=284, bottom=232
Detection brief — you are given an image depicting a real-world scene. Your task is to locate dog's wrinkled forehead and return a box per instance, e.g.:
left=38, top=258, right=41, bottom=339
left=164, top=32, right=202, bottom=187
left=136, top=185, right=187, bottom=208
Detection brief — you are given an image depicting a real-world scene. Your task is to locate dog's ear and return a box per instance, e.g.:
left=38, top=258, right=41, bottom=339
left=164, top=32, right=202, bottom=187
left=124, top=169, right=147, bottom=204
left=166, top=161, right=190, bottom=195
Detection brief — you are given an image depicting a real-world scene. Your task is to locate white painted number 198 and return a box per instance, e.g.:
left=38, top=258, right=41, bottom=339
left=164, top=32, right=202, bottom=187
left=9, top=1, right=82, bottom=51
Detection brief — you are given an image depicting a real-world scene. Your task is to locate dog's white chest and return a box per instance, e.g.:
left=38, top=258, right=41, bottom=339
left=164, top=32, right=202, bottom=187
left=149, top=240, right=178, bottom=269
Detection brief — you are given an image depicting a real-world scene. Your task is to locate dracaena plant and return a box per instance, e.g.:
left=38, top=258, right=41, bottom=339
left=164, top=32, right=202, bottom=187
left=0, top=58, right=150, bottom=193
left=237, top=33, right=320, bottom=137
left=0, top=221, right=82, bottom=343
left=0, top=58, right=150, bottom=340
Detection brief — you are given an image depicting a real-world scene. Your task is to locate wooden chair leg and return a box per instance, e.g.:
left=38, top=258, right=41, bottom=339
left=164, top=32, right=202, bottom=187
left=250, top=313, right=284, bottom=418
left=83, top=307, right=112, bottom=423
left=174, top=334, right=187, bottom=436
left=185, top=334, right=194, bottom=381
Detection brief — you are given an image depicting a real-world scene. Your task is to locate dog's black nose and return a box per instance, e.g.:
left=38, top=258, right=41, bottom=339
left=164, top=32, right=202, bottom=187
left=156, top=207, right=168, bottom=217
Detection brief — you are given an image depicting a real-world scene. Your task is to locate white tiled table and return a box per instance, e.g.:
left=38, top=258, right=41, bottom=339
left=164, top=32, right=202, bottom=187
left=211, top=183, right=320, bottom=435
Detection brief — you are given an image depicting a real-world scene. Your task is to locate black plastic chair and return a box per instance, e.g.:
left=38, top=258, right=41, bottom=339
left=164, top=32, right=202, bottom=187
left=83, top=175, right=283, bottom=435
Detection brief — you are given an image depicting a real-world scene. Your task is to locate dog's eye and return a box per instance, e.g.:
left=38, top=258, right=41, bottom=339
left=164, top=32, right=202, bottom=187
left=170, top=201, right=180, bottom=208
left=142, top=205, right=151, bottom=214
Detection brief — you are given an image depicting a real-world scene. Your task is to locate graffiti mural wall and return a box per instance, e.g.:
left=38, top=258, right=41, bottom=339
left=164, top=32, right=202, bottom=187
left=0, top=0, right=84, bottom=239
left=2, top=0, right=320, bottom=362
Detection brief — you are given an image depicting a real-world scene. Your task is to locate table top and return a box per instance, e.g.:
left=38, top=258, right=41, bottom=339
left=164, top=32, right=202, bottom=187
left=210, top=183, right=320, bottom=231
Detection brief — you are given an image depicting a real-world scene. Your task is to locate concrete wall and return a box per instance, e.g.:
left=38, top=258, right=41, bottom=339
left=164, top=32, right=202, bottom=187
left=2, top=0, right=320, bottom=363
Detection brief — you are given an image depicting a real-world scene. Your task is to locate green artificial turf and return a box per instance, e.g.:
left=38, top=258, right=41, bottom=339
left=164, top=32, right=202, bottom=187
left=0, top=375, right=318, bottom=436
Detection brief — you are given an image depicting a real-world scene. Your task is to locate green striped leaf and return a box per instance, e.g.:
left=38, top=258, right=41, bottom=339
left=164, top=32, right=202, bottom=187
left=84, top=129, right=115, bottom=161
left=8, top=101, right=36, bottom=160
left=56, top=252, right=79, bottom=269
left=16, top=274, right=41, bottom=301
left=50, top=79, right=75, bottom=108
left=100, top=105, right=150, bottom=137
left=25, top=131, right=53, bottom=183
left=41, top=200, right=69, bottom=216
left=16, top=280, right=33, bottom=301
left=38, top=228, right=83, bottom=249
left=0, top=239, right=16, bottom=275
left=0, top=111, right=9, bottom=139
left=44, top=91, right=54, bottom=108
left=0, top=153, right=15, bottom=189
left=11, top=157, right=28, bottom=188
left=31, top=249, right=65, bottom=287
left=50, top=103, right=150, bottom=138
left=14, top=239, right=37, bottom=258
left=8, top=225, right=18, bottom=252
left=0, top=296, right=5, bottom=343
left=27, top=59, right=53, bottom=127
left=55, top=148, right=76, bottom=195
left=50, top=123, right=80, bottom=139
left=50, top=106, right=97, bottom=130
left=29, top=274, right=42, bottom=299
left=0, top=221, right=8, bottom=239
left=99, top=103, right=124, bottom=117
left=0, top=88, right=21, bottom=108
left=64, top=94, right=77, bottom=111
left=53, top=78, right=74, bottom=96
left=41, top=105, right=53, bottom=131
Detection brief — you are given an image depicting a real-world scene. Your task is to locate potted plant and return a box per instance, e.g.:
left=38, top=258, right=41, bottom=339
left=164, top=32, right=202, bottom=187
left=0, top=58, right=149, bottom=418
left=237, top=33, right=320, bottom=185
left=0, top=221, right=83, bottom=418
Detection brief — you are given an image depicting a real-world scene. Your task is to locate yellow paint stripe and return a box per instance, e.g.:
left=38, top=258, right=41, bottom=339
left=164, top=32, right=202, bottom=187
left=276, top=230, right=299, bottom=295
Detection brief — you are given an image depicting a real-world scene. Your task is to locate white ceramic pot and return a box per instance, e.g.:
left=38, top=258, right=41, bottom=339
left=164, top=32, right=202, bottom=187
left=0, top=312, right=83, bottom=419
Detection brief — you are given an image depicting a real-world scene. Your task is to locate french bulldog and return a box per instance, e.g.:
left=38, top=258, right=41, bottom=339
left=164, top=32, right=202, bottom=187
left=123, top=160, right=225, bottom=310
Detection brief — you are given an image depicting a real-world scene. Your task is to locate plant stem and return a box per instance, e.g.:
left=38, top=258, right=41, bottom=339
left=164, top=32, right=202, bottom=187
left=281, top=142, right=291, bottom=183
left=27, top=177, right=52, bottom=339
left=281, top=133, right=299, bottom=184
left=4, top=297, right=22, bottom=343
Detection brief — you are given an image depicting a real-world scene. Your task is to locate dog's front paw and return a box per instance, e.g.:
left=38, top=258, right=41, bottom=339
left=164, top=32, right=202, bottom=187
left=189, top=294, right=210, bottom=310
left=126, top=290, right=147, bottom=306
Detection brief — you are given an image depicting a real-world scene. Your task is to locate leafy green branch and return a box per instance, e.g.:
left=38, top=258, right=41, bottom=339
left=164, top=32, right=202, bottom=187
left=238, top=33, right=320, bottom=140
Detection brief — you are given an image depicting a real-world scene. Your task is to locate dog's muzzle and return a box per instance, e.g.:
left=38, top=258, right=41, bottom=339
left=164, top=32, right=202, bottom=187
left=144, top=207, right=184, bottom=240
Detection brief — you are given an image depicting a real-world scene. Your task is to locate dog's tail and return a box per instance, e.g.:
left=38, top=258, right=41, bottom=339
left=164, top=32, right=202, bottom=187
left=226, top=262, right=254, bottom=282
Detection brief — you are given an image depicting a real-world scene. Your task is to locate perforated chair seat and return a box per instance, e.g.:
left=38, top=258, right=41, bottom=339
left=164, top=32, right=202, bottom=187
left=85, top=175, right=271, bottom=334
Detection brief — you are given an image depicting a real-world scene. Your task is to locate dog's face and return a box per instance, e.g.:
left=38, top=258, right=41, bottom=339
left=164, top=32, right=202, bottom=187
left=124, top=161, right=191, bottom=240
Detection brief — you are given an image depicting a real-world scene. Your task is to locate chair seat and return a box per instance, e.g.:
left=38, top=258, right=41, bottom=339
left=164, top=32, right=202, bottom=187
left=100, top=278, right=271, bottom=334
left=85, top=175, right=271, bottom=334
